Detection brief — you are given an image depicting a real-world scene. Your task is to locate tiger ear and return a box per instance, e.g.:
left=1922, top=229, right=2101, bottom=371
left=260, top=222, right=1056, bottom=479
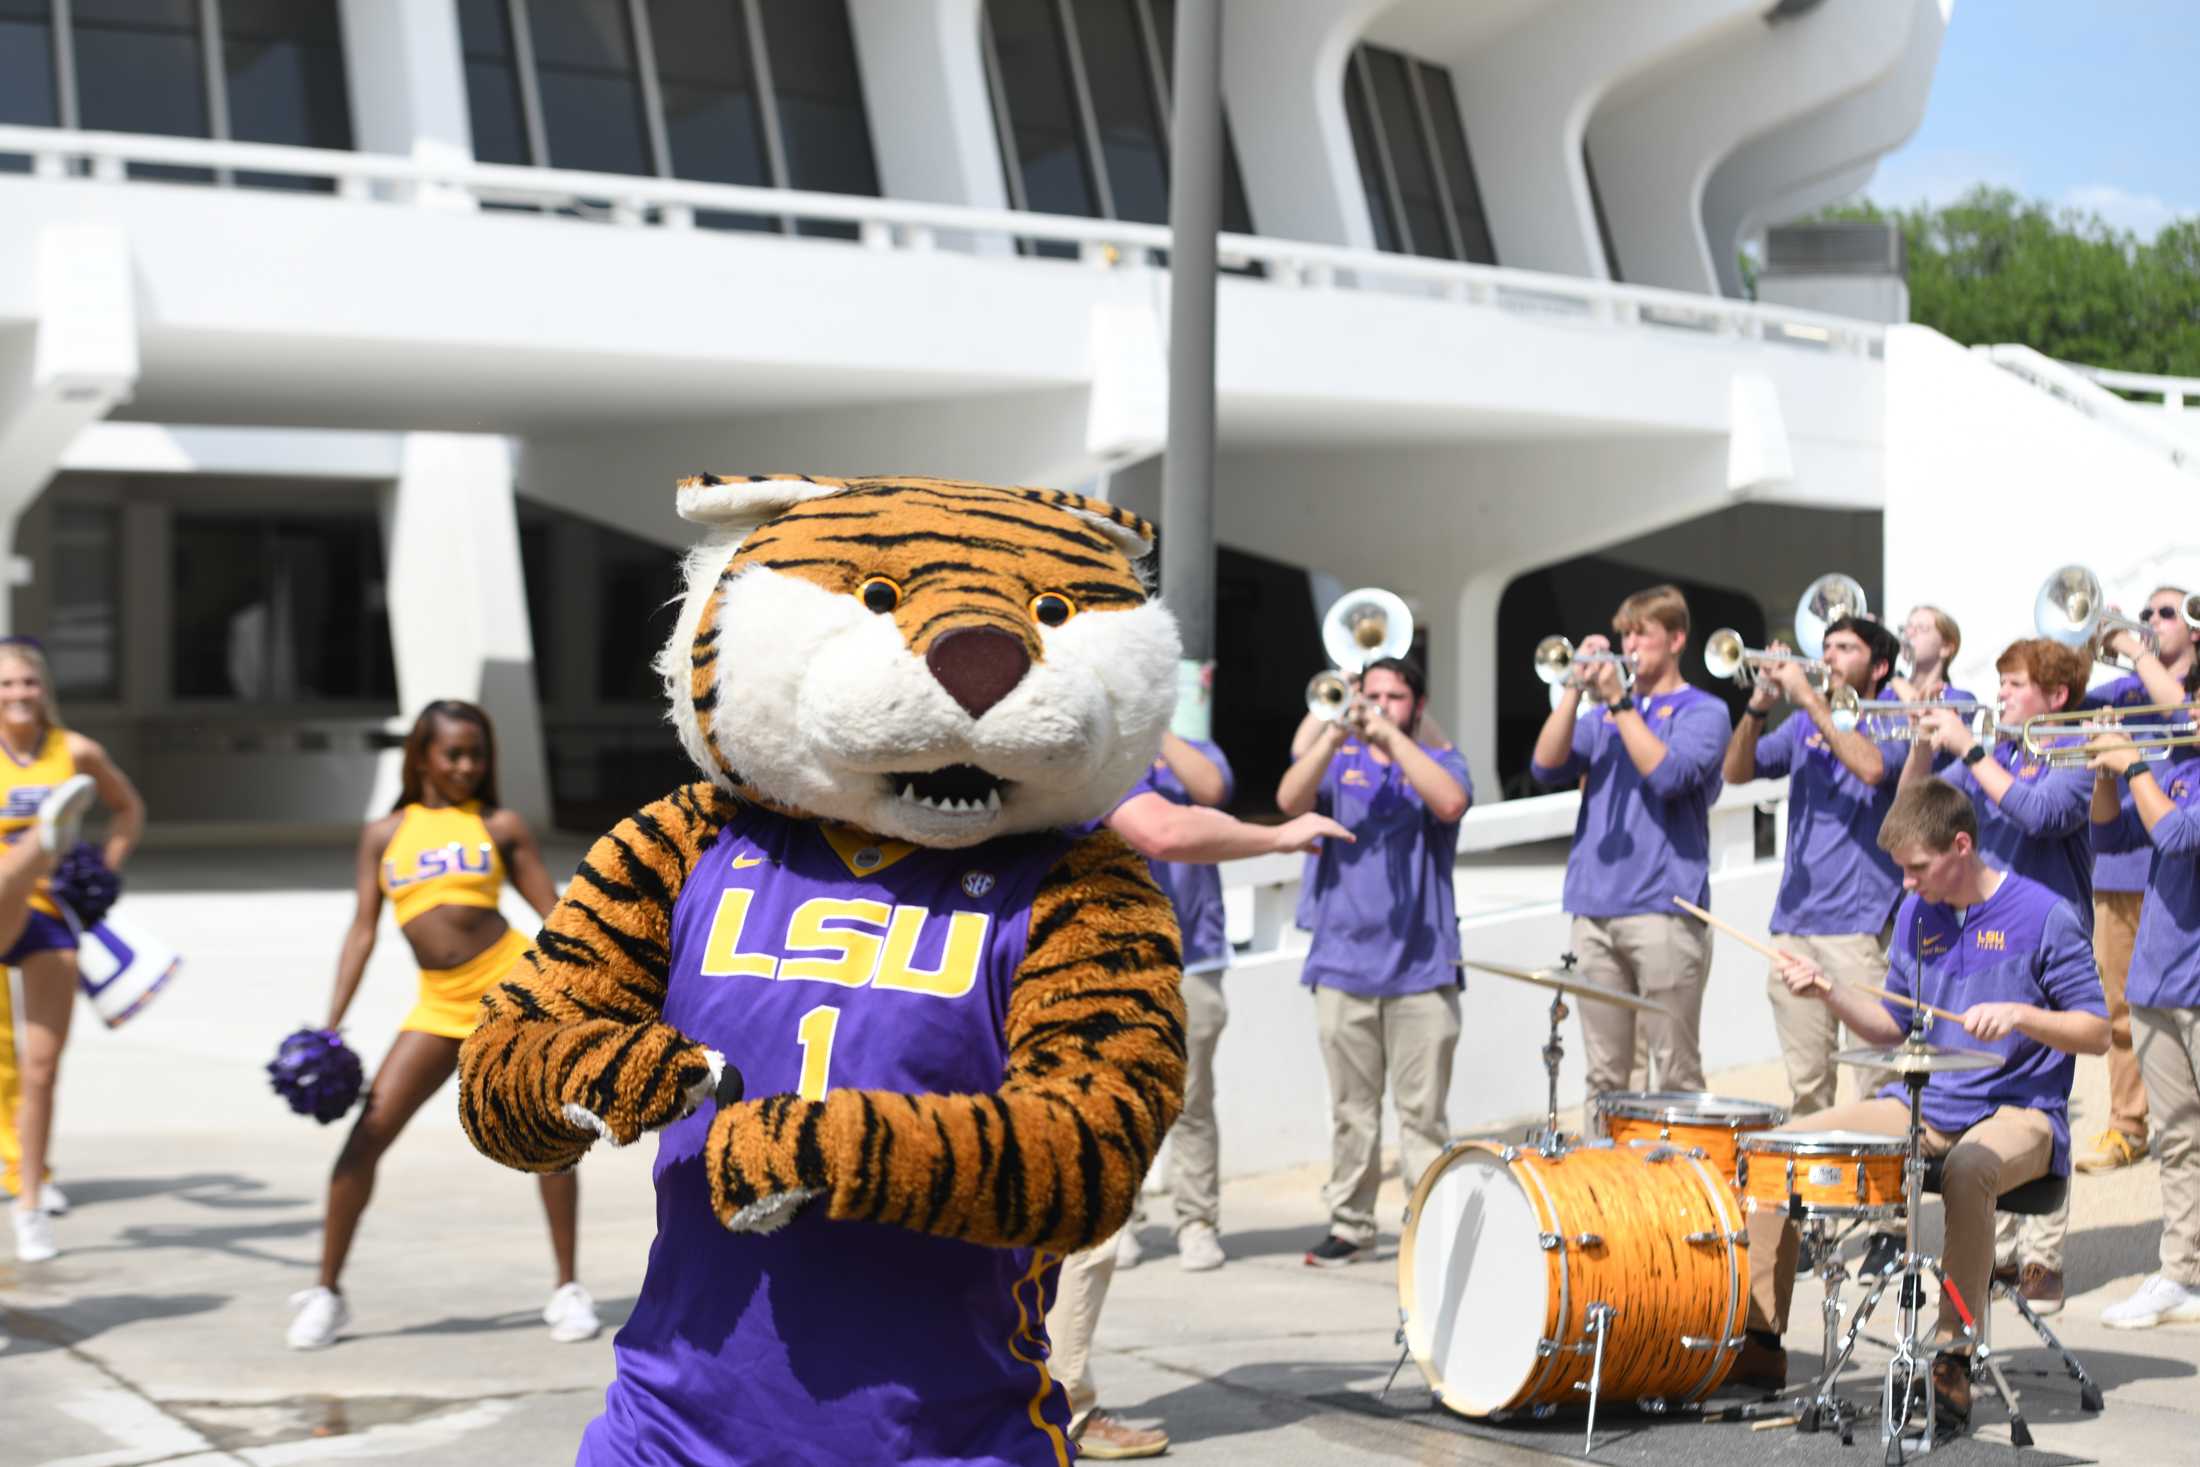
left=676, top=474, right=850, bottom=536
left=1019, top=488, right=1157, bottom=567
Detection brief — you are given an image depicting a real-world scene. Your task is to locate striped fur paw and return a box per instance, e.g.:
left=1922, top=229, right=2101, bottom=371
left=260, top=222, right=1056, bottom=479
left=724, top=1187, right=822, bottom=1235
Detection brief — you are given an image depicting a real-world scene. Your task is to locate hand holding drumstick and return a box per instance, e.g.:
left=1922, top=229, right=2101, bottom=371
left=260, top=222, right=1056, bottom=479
left=1671, top=897, right=1963, bottom=1025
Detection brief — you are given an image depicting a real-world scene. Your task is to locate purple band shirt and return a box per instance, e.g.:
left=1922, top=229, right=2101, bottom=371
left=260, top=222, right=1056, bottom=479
left=1111, top=739, right=1235, bottom=973
left=2082, top=674, right=2192, bottom=895
left=2094, top=762, right=2200, bottom=1009
left=1750, top=713, right=1908, bottom=936
left=1941, top=740, right=2094, bottom=931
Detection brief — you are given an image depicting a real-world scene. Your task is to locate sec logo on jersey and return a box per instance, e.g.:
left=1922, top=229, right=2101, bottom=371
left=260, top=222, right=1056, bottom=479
left=962, top=871, right=996, bottom=898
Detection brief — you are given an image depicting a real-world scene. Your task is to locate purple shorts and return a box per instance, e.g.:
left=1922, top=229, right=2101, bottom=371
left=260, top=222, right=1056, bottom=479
left=3, top=910, right=75, bottom=967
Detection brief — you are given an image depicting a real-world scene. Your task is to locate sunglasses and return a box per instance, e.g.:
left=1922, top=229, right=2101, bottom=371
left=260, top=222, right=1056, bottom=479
left=2144, top=606, right=2184, bottom=621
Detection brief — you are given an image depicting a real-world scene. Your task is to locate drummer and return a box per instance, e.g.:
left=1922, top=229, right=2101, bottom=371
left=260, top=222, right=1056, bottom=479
left=1737, top=780, right=2108, bottom=1425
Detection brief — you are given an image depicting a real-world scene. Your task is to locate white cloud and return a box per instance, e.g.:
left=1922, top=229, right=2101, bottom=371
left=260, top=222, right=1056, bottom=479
left=1863, top=147, right=2027, bottom=211
left=2059, top=184, right=2197, bottom=239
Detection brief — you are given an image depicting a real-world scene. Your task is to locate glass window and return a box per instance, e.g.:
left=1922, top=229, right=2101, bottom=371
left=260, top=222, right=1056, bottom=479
left=518, top=516, right=555, bottom=701
left=1068, top=0, right=1166, bottom=226
left=1584, top=142, right=1621, bottom=281
left=220, top=0, right=353, bottom=191
left=1142, top=0, right=1257, bottom=242
left=528, top=0, right=653, bottom=176
left=48, top=503, right=120, bottom=701
left=72, top=0, right=214, bottom=183
left=171, top=512, right=396, bottom=704
left=650, top=0, right=771, bottom=192
left=1419, top=63, right=1495, bottom=266
left=593, top=532, right=683, bottom=703
left=457, top=0, right=532, bottom=165
left=1341, top=58, right=1397, bottom=253
left=987, top=0, right=1098, bottom=223
left=1366, top=48, right=1450, bottom=259
left=0, top=1, right=58, bottom=133
left=757, top=0, right=879, bottom=233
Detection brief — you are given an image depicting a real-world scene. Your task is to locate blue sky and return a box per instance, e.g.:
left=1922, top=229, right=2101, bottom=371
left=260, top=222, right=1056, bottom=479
left=1867, top=1, right=2197, bottom=237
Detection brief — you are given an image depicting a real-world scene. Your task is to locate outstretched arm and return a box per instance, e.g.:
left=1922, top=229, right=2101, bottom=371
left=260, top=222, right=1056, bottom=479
left=458, top=782, right=736, bottom=1173
left=704, top=829, right=1187, bottom=1253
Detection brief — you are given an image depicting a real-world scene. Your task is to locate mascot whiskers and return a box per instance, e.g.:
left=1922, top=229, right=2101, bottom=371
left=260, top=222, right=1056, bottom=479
left=458, top=475, right=1187, bottom=1466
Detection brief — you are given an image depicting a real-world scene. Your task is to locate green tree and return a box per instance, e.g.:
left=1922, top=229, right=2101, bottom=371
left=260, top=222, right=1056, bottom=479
left=1824, top=188, right=2200, bottom=377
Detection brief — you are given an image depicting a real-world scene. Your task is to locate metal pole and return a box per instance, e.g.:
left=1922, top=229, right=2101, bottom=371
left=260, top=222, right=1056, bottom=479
left=1160, top=0, right=1221, bottom=739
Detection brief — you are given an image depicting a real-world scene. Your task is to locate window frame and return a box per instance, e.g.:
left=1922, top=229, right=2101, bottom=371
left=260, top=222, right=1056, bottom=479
left=1345, top=42, right=1497, bottom=267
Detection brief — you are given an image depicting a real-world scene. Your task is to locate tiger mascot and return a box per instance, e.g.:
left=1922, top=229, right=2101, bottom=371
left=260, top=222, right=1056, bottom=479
left=457, top=474, right=1186, bottom=1466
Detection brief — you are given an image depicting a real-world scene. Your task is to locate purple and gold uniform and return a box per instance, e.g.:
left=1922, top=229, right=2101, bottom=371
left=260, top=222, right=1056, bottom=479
left=378, top=801, right=528, bottom=1039
left=582, top=806, right=1080, bottom=1467
left=2083, top=673, right=2196, bottom=896
left=1879, top=872, right=2106, bottom=1175
left=1941, top=737, right=2095, bottom=932
left=1751, top=716, right=1910, bottom=935
left=2095, top=764, right=2200, bottom=1009
left=0, top=726, right=80, bottom=963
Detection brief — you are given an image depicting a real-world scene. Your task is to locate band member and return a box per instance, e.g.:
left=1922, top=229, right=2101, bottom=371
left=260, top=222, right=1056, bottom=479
left=1530, top=585, right=1727, bottom=1098
left=1892, top=605, right=1964, bottom=701
left=1044, top=742, right=1350, bottom=1458
left=1903, top=638, right=2093, bottom=922
left=1278, top=657, right=1471, bottom=1268
left=1738, top=781, right=2108, bottom=1425
left=1724, top=616, right=1907, bottom=1114
left=2091, top=722, right=2200, bottom=1328
left=2077, top=588, right=2194, bottom=1173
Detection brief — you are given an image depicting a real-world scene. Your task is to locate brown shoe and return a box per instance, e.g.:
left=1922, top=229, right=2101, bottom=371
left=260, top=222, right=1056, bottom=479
left=2018, top=1263, right=2065, bottom=1316
left=1074, top=1410, right=1169, bottom=1460
left=1732, top=1333, right=1787, bottom=1392
left=1931, top=1352, right=1972, bottom=1424
left=1992, top=1259, right=2020, bottom=1289
left=2075, top=1128, right=2148, bottom=1173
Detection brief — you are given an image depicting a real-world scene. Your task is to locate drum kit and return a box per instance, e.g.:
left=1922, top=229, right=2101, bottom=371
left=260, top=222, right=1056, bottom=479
left=1400, top=955, right=2017, bottom=1457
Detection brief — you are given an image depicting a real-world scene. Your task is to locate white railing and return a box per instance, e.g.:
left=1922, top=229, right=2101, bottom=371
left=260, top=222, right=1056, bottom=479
left=1975, top=344, right=2198, bottom=473
left=2065, top=362, right=2200, bottom=412
left=0, top=124, right=1883, bottom=358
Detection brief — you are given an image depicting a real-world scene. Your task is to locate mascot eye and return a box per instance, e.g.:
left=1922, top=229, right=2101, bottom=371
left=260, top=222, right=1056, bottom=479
left=858, top=576, right=903, bottom=614
left=1031, top=592, right=1078, bottom=628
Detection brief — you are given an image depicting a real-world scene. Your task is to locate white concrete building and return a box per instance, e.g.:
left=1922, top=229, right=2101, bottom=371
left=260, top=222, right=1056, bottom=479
left=10, top=0, right=2200, bottom=1167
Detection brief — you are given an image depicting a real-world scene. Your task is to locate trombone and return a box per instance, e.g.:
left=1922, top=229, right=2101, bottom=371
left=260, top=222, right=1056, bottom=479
left=1533, top=635, right=1635, bottom=694
left=2036, top=564, right=2156, bottom=670
left=2016, top=703, right=2200, bottom=767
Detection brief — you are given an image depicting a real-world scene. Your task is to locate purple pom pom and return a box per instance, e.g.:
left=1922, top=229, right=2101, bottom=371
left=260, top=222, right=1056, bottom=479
left=267, top=1027, right=364, bottom=1124
left=50, top=842, right=121, bottom=928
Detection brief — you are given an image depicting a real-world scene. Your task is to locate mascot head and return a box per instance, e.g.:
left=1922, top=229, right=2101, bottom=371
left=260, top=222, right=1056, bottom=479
left=657, top=475, right=1180, bottom=848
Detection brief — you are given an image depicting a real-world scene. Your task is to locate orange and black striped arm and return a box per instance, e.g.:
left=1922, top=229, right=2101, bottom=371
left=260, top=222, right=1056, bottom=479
left=458, top=781, right=735, bottom=1173
left=704, top=829, right=1186, bottom=1252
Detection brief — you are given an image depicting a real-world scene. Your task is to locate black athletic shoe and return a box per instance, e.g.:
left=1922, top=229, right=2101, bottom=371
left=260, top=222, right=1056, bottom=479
left=1860, top=1231, right=1902, bottom=1279
left=1304, top=1234, right=1362, bottom=1268
left=1795, top=1233, right=1820, bottom=1277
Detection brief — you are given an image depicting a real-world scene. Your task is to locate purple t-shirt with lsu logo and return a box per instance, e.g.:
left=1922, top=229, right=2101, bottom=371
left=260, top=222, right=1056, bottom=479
left=1942, top=740, right=2094, bottom=930
left=1878, top=872, right=2105, bottom=1175
left=2094, top=762, right=2200, bottom=1009
left=1531, top=684, right=1728, bottom=919
left=1110, top=739, right=1235, bottom=973
left=2081, top=673, right=2198, bottom=895
left=1752, top=715, right=1909, bottom=936
left=1298, top=739, right=1472, bottom=998
left=580, top=806, right=1078, bottom=1467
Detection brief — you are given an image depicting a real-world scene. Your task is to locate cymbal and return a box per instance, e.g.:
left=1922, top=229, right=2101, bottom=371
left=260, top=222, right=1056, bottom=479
left=1457, top=959, right=1670, bottom=1016
left=1834, top=1041, right=1999, bottom=1076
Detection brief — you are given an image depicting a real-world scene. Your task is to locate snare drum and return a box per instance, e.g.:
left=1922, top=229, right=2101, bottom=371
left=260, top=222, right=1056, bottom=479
left=1593, top=1091, right=1788, bottom=1188
left=1398, top=1140, right=1746, bottom=1417
left=1737, top=1130, right=1908, bottom=1220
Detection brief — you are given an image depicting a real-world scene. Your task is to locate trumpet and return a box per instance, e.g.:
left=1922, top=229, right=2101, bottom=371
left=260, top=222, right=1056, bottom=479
left=1305, top=670, right=1354, bottom=723
left=2185, top=591, right=2200, bottom=632
left=1533, top=635, right=1635, bottom=693
left=1307, top=587, right=1416, bottom=723
left=2035, top=565, right=2155, bottom=670
left=1841, top=699, right=1997, bottom=742
left=1704, top=627, right=1833, bottom=690
left=2016, top=702, right=2200, bottom=767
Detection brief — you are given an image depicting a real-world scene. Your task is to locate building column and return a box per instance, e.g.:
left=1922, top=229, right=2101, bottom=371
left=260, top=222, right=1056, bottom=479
left=845, top=0, right=1007, bottom=212
left=381, top=433, right=552, bottom=829
left=0, top=226, right=137, bottom=636
left=339, top=0, right=477, bottom=210
left=1221, top=0, right=1390, bottom=249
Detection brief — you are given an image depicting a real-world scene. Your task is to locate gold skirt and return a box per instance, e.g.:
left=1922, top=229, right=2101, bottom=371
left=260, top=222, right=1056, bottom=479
left=401, top=927, right=532, bottom=1040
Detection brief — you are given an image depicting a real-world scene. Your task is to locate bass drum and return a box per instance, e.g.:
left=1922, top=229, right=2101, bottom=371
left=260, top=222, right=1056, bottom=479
left=1398, top=1139, right=1746, bottom=1417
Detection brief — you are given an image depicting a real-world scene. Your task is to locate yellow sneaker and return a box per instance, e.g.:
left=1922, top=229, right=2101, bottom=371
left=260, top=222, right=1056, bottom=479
left=2075, top=1129, right=2147, bottom=1174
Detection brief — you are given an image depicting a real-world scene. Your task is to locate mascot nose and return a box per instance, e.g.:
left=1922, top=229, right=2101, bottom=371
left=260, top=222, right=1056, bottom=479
left=926, top=628, right=1032, bottom=719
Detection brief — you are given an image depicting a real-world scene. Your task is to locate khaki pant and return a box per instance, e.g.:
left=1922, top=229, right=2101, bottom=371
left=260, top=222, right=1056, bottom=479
left=1313, top=985, right=1461, bottom=1246
left=2135, top=1006, right=2200, bottom=1287
left=1766, top=931, right=1889, bottom=1114
left=1994, top=1192, right=2069, bottom=1273
left=1572, top=914, right=1710, bottom=1098
left=1045, top=1233, right=1116, bottom=1431
left=2095, top=892, right=2150, bottom=1140
left=1746, top=1098, right=2053, bottom=1346
left=1169, top=971, right=1227, bottom=1234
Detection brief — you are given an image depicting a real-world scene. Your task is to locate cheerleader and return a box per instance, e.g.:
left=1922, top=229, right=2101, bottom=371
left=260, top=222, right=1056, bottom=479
left=0, top=638, right=142, bottom=1264
left=287, top=700, right=586, bottom=1349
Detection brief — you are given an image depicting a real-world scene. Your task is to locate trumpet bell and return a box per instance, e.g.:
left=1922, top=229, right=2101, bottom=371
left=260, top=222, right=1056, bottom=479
left=1794, top=573, right=1869, bottom=660
left=2035, top=564, right=2103, bottom=648
left=1533, top=635, right=1576, bottom=687
left=1322, top=588, right=1414, bottom=672
left=1703, top=628, right=1746, bottom=683
left=2185, top=591, right=2200, bottom=633
left=1306, top=670, right=1354, bottom=722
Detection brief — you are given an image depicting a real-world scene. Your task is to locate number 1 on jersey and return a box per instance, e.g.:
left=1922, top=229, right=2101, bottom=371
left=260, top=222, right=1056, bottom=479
left=795, top=1004, right=840, bottom=1100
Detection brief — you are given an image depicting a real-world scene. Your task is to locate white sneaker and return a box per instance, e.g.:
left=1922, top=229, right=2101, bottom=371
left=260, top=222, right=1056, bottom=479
left=286, top=1286, right=351, bottom=1349
left=35, top=774, right=97, bottom=854
left=12, top=1204, right=57, bottom=1263
left=2102, top=1274, right=2200, bottom=1330
left=39, top=1182, right=68, bottom=1217
left=544, top=1281, right=601, bottom=1343
left=1177, top=1221, right=1226, bottom=1273
left=1113, top=1227, right=1144, bottom=1270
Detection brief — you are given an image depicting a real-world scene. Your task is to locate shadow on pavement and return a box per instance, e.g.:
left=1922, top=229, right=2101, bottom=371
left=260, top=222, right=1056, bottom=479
left=75, top=1217, right=323, bottom=1269
left=1122, top=1359, right=1402, bottom=1449
left=0, top=1290, right=228, bottom=1358
left=48, top=1172, right=303, bottom=1213
left=345, top=1296, right=634, bottom=1342
left=1151, top=1223, right=1398, bottom=1266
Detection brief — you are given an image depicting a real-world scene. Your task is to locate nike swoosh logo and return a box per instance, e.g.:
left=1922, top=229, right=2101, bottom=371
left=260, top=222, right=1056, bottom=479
left=732, top=854, right=764, bottom=869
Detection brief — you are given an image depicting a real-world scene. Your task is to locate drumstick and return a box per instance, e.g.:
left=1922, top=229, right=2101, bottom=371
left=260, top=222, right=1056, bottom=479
left=1671, top=897, right=1965, bottom=1024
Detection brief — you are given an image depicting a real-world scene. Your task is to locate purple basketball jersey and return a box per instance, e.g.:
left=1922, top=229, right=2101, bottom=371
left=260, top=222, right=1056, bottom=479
left=581, top=806, right=1080, bottom=1467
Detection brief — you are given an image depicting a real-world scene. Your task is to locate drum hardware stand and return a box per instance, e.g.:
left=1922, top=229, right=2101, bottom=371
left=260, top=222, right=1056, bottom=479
left=1524, top=952, right=1580, bottom=1155
left=1572, top=1301, right=1618, bottom=1453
